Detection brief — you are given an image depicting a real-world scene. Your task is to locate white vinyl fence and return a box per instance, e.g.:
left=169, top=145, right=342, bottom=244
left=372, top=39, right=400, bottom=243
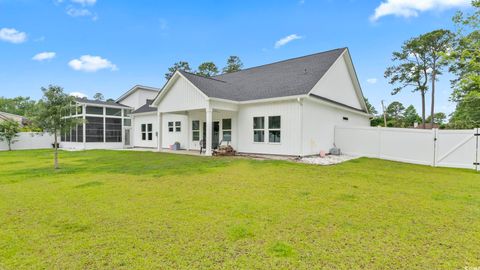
left=334, top=126, right=480, bottom=171
left=0, top=132, right=55, bottom=151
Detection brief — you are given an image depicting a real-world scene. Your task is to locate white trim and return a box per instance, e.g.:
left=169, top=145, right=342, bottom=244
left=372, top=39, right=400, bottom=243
left=132, top=111, right=157, bottom=117
left=307, top=96, right=372, bottom=117
left=152, top=71, right=209, bottom=107
left=306, top=48, right=368, bottom=113
left=116, top=85, right=160, bottom=103
left=76, top=101, right=131, bottom=110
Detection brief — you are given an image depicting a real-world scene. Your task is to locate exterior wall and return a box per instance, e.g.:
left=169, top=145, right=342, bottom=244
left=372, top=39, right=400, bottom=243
left=302, top=98, right=370, bottom=156
left=132, top=113, right=158, bottom=148
left=118, top=89, right=158, bottom=110
left=158, top=76, right=208, bottom=113
left=161, top=113, right=189, bottom=149
left=236, top=100, right=302, bottom=156
left=310, top=54, right=363, bottom=110
left=0, top=132, right=54, bottom=151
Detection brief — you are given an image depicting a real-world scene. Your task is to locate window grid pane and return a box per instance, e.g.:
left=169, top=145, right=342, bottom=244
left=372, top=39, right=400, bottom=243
left=268, top=116, right=281, bottom=129
left=86, top=106, right=103, bottom=115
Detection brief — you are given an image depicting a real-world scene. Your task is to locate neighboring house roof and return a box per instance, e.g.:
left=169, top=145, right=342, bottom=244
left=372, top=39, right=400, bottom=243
left=116, top=85, right=161, bottom=103
left=133, top=99, right=156, bottom=114
left=75, top=97, right=131, bottom=108
left=177, top=48, right=346, bottom=102
left=0, top=111, right=26, bottom=125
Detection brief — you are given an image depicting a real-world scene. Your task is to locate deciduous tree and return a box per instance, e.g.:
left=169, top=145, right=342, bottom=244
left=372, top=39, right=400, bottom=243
left=33, top=85, right=83, bottom=169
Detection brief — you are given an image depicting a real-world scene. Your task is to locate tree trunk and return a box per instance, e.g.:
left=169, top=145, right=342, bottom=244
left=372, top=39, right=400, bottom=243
left=421, top=91, right=426, bottom=129
left=430, top=69, right=436, bottom=127
left=7, top=139, right=11, bottom=151
left=54, top=131, right=59, bottom=170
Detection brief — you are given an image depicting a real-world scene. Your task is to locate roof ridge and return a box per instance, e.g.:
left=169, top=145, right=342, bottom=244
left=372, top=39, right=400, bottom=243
left=179, top=70, right=228, bottom=83
left=213, top=47, right=347, bottom=77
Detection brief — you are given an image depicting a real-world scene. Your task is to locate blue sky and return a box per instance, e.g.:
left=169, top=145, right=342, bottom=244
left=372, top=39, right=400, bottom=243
left=0, top=0, right=473, bottom=114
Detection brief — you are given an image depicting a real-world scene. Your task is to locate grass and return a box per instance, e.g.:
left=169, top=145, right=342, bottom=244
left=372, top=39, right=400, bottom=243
left=0, top=149, right=479, bottom=269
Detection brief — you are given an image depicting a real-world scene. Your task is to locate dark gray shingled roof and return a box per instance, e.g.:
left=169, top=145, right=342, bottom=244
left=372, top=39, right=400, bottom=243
left=75, top=97, right=131, bottom=108
left=133, top=99, right=157, bottom=114
left=177, top=48, right=347, bottom=102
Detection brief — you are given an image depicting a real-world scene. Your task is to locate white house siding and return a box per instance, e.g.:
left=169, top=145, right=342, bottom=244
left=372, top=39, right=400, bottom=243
left=132, top=113, right=158, bottom=148
left=301, top=98, right=370, bottom=156
left=119, top=89, right=158, bottom=110
left=161, top=113, right=189, bottom=149
left=309, top=54, right=363, bottom=110
left=158, top=76, right=207, bottom=113
left=236, top=100, right=302, bottom=156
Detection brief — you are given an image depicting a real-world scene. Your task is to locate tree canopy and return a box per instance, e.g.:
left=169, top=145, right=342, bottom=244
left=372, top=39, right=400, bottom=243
left=197, top=62, right=219, bottom=77
left=165, top=61, right=192, bottom=80
left=222, top=56, right=243, bottom=74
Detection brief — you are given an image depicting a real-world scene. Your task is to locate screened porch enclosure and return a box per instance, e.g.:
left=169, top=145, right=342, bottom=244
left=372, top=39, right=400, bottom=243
left=61, top=102, right=133, bottom=149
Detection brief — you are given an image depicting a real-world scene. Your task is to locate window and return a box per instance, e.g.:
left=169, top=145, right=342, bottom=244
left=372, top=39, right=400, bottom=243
left=85, top=117, right=104, bottom=142
left=168, top=122, right=174, bottom=132
left=106, top=108, right=122, bottom=116
left=147, top=124, right=153, bottom=140
left=253, top=117, right=265, bottom=142
left=141, top=124, right=147, bottom=140
left=86, top=106, right=103, bottom=115
left=268, top=116, right=281, bottom=143
left=141, top=123, right=153, bottom=141
left=124, top=109, right=132, bottom=117
left=222, top=118, right=232, bottom=142
left=192, top=120, right=200, bottom=141
left=175, top=121, right=181, bottom=132
left=123, top=119, right=131, bottom=126
left=106, top=118, right=122, bottom=142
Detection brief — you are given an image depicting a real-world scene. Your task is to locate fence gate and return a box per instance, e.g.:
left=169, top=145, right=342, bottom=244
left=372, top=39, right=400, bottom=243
left=435, top=128, right=480, bottom=170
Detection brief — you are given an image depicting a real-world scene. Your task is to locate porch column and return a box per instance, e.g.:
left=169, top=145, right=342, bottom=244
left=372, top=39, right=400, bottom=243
left=157, top=110, right=163, bottom=152
left=205, top=108, right=213, bottom=156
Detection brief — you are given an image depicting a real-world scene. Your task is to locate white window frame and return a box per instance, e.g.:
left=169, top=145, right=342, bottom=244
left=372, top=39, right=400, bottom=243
left=141, top=124, right=147, bottom=141
left=175, top=121, right=181, bottom=132
left=222, top=118, right=232, bottom=142
left=192, top=120, right=200, bottom=141
left=253, top=116, right=265, bottom=143
left=168, top=122, right=174, bottom=132
left=268, top=116, right=281, bottom=144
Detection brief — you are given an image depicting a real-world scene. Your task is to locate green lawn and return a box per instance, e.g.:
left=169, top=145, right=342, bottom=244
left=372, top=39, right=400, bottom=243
left=0, top=150, right=479, bottom=269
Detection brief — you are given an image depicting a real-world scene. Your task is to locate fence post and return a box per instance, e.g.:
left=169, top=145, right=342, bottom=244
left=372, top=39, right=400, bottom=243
left=475, top=128, right=479, bottom=172
left=377, top=126, right=382, bottom=158
left=432, top=128, right=438, bottom=167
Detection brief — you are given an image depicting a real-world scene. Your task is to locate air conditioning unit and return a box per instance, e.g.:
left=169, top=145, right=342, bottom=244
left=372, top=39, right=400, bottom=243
left=329, top=147, right=341, bottom=156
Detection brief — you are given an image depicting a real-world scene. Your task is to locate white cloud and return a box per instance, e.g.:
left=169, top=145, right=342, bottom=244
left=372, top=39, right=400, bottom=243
left=32, top=52, right=56, bottom=61
left=0, top=28, right=27, bottom=44
left=367, top=78, right=378, bottom=84
left=71, top=0, right=96, bottom=5
left=370, top=0, right=470, bottom=21
left=274, top=34, right=303, bottom=49
left=68, top=55, right=118, bottom=72
left=70, top=92, right=88, bottom=98
left=66, top=7, right=92, bottom=17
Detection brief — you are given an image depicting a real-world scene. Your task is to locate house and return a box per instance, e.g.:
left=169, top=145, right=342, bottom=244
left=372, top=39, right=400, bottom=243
left=152, top=47, right=371, bottom=156
left=61, top=47, right=371, bottom=156
left=0, top=111, right=27, bottom=126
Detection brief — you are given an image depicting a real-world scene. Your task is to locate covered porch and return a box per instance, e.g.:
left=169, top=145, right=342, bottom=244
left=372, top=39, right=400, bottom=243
left=157, top=105, right=238, bottom=156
